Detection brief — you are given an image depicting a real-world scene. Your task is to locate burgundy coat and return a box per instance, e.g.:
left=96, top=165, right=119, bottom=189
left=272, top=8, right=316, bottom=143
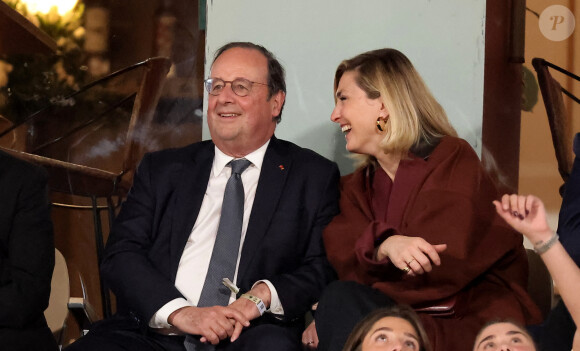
left=323, top=136, right=542, bottom=350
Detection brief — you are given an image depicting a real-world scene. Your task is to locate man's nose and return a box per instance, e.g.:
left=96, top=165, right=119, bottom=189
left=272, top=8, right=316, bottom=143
left=217, top=83, right=236, bottom=102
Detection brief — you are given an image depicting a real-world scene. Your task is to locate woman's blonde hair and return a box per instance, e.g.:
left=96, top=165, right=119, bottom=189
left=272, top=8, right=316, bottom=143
left=334, top=48, right=457, bottom=166
left=342, top=305, right=432, bottom=351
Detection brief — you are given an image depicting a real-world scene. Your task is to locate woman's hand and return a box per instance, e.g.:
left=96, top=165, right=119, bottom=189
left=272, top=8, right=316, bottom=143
left=493, top=194, right=553, bottom=245
left=376, top=235, right=447, bottom=275
left=302, top=320, right=318, bottom=349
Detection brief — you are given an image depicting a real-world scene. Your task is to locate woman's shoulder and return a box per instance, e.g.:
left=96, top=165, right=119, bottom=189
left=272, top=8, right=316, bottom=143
left=424, top=136, right=500, bottom=199
left=434, top=136, right=477, bottom=155
left=429, top=136, right=481, bottom=169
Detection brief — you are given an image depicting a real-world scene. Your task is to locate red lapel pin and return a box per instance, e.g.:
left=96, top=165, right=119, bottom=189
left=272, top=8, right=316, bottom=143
left=278, top=165, right=285, bottom=170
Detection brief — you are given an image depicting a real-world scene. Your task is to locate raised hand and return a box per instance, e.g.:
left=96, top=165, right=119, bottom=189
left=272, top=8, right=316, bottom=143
left=493, top=194, right=553, bottom=246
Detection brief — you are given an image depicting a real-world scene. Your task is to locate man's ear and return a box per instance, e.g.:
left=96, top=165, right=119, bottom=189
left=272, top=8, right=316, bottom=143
left=270, top=91, right=286, bottom=117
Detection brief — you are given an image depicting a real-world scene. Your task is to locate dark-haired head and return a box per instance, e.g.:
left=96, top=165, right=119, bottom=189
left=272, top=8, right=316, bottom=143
left=342, top=305, right=432, bottom=351
left=473, top=319, right=536, bottom=351
left=212, top=42, right=286, bottom=122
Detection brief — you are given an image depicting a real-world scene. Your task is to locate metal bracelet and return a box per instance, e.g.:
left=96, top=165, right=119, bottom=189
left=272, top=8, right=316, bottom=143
left=534, top=233, right=559, bottom=255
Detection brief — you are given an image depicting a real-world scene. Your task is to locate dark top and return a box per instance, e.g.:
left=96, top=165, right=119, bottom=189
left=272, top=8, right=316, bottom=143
left=0, top=150, right=57, bottom=350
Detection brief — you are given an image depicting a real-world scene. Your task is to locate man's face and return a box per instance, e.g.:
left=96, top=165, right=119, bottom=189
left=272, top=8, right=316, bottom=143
left=207, top=47, right=285, bottom=157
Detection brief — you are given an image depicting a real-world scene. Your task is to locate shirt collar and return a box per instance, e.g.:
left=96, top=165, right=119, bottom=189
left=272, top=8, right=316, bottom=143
left=213, top=139, right=270, bottom=176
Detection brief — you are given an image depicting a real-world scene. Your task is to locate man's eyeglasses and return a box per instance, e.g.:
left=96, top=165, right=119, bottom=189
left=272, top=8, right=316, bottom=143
left=204, top=78, right=270, bottom=97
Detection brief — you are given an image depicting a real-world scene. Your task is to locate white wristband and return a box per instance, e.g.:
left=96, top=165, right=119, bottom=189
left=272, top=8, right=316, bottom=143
left=241, top=293, right=266, bottom=316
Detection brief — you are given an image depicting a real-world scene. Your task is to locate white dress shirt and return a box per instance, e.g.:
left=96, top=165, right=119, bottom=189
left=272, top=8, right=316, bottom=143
left=149, top=140, right=284, bottom=329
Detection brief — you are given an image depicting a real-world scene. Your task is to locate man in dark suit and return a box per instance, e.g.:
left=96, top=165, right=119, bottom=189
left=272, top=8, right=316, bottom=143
left=0, top=150, right=58, bottom=351
left=67, top=42, right=339, bottom=351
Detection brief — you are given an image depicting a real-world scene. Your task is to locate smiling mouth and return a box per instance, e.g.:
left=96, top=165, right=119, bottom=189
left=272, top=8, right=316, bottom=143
left=219, top=113, right=240, bottom=117
left=341, top=125, right=352, bottom=133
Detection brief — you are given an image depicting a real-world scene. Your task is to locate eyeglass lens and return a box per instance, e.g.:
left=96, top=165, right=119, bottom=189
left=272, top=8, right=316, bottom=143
left=205, top=78, right=253, bottom=97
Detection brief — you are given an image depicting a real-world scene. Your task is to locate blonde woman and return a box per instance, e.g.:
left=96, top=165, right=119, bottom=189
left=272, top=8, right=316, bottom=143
left=305, top=49, right=541, bottom=351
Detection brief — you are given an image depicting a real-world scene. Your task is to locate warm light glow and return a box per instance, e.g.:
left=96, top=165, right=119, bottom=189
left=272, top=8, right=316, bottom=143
left=20, top=0, right=78, bottom=16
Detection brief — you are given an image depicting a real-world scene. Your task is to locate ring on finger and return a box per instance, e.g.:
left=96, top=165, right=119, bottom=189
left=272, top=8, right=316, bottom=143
left=402, top=266, right=411, bottom=273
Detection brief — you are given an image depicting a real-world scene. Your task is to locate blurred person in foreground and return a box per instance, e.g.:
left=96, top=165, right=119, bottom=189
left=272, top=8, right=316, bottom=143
left=522, top=133, right=580, bottom=351
left=473, top=319, right=537, bottom=351
left=0, top=150, right=57, bottom=351
left=493, top=194, right=580, bottom=350
left=342, top=305, right=431, bottom=351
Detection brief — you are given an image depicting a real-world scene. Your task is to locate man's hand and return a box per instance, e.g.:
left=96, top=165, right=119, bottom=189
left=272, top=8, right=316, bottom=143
left=225, top=282, right=272, bottom=340
left=168, top=306, right=249, bottom=344
left=228, top=282, right=272, bottom=320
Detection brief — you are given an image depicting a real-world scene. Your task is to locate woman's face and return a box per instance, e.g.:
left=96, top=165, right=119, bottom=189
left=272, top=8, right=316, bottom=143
left=331, top=70, right=387, bottom=157
left=361, top=316, right=421, bottom=351
left=473, top=322, right=536, bottom=351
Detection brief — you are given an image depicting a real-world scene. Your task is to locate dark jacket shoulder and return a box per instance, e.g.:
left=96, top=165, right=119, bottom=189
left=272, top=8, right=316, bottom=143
left=0, top=150, right=48, bottom=181
left=141, top=140, right=214, bottom=166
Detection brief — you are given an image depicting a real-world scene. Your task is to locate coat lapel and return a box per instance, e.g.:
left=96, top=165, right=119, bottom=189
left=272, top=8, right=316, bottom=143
left=169, top=143, right=214, bottom=279
left=386, top=156, right=430, bottom=228
left=238, top=137, right=290, bottom=280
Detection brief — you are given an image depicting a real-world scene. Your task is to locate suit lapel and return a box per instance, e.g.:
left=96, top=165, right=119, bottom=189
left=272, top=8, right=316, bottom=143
left=169, top=143, right=214, bottom=279
left=238, top=137, right=290, bottom=280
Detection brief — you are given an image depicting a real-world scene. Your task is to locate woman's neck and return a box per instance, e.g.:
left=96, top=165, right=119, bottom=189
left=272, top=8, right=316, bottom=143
left=376, top=152, right=402, bottom=181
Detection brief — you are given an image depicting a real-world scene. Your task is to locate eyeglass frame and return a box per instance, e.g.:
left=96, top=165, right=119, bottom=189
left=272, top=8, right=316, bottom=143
left=204, top=77, right=272, bottom=97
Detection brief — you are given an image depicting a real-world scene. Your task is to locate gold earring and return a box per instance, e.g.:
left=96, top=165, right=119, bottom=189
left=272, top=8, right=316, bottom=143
left=376, top=116, right=387, bottom=133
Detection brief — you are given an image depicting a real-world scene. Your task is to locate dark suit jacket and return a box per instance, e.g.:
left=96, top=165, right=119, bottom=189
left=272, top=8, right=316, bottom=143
left=558, top=132, right=580, bottom=263
left=101, top=136, right=340, bottom=326
left=0, top=150, right=57, bottom=350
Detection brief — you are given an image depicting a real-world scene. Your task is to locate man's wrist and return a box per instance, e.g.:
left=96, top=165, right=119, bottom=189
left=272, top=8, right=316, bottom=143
left=151, top=298, right=191, bottom=329
left=240, top=293, right=266, bottom=315
left=250, top=282, right=272, bottom=308
left=168, top=306, right=191, bottom=326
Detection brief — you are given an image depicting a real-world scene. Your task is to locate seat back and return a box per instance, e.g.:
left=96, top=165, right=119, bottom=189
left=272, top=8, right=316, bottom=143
left=0, top=57, right=171, bottom=197
left=532, top=58, right=579, bottom=182
left=122, top=57, right=172, bottom=187
left=45, top=248, right=70, bottom=342
left=0, top=115, right=25, bottom=150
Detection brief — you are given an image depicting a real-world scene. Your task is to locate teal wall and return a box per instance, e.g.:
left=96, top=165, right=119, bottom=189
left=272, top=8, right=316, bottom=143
left=203, top=0, right=486, bottom=175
